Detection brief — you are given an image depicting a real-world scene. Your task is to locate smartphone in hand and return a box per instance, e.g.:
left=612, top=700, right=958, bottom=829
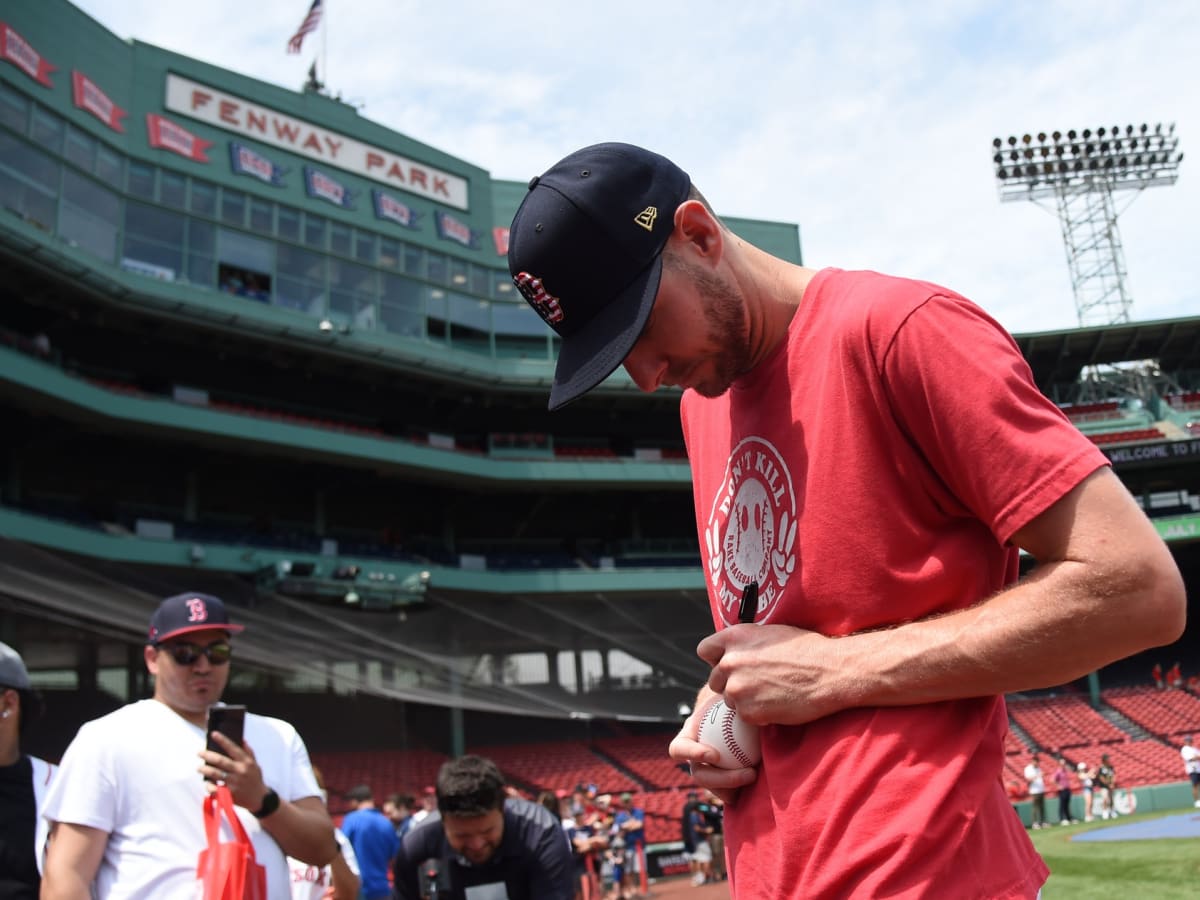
left=204, top=704, right=246, bottom=781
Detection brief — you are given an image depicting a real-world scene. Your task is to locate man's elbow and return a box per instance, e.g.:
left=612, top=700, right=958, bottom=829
left=1137, top=552, right=1187, bottom=647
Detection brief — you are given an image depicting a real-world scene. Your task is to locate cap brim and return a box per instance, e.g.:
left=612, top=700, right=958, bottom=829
left=547, top=254, right=662, bottom=411
left=151, top=623, right=244, bottom=644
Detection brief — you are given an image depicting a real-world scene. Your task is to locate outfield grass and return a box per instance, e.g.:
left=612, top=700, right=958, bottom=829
left=1031, top=808, right=1200, bottom=899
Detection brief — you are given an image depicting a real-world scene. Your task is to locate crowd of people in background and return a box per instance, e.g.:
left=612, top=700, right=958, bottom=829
left=1151, top=660, right=1200, bottom=692
left=1020, top=750, right=1125, bottom=826
left=537, top=781, right=650, bottom=900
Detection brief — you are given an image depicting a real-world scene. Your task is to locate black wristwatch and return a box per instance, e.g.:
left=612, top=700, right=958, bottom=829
left=252, top=788, right=280, bottom=819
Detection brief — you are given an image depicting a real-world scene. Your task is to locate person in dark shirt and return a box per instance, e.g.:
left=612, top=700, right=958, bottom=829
left=680, top=791, right=713, bottom=886
left=393, top=755, right=574, bottom=899
left=1096, top=754, right=1118, bottom=819
left=0, top=641, right=53, bottom=900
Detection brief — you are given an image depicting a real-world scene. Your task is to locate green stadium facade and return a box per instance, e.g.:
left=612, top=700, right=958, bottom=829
left=1, top=0, right=1198, bottom=822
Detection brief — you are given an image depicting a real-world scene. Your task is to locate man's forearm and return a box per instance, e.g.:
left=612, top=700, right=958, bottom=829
left=41, top=822, right=107, bottom=900
left=258, top=796, right=336, bottom=865
left=328, top=852, right=360, bottom=900
left=40, top=872, right=93, bottom=900
left=833, top=548, right=1183, bottom=712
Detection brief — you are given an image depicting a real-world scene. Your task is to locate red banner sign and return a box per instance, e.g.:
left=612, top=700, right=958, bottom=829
left=0, top=22, right=55, bottom=87
left=492, top=226, right=510, bottom=257
left=146, top=114, right=213, bottom=162
left=72, top=71, right=127, bottom=133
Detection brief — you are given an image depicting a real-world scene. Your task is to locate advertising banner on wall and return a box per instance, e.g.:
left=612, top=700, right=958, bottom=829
left=230, top=142, right=288, bottom=186
left=146, top=113, right=213, bottom=162
left=71, top=71, right=127, bottom=132
left=434, top=211, right=479, bottom=249
left=304, top=166, right=357, bottom=209
left=0, top=22, right=55, bottom=88
left=372, top=190, right=421, bottom=229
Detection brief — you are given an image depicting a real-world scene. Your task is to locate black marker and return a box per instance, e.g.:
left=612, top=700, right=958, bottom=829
left=738, top=581, right=759, bottom=624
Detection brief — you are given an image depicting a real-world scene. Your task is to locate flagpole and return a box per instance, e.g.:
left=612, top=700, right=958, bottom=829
left=321, top=0, right=328, bottom=89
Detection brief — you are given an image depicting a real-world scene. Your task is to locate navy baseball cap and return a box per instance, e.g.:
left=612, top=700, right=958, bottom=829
left=147, top=592, right=245, bottom=645
left=508, top=143, right=691, bottom=410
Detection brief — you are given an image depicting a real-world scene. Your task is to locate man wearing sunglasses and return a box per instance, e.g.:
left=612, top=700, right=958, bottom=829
left=41, top=592, right=337, bottom=899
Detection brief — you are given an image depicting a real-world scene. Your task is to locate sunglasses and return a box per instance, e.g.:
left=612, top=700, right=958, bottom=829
left=159, top=641, right=233, bottom=666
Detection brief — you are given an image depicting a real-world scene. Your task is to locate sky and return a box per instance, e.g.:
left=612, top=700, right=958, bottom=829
left=72, top=0, right=1197, bottom=335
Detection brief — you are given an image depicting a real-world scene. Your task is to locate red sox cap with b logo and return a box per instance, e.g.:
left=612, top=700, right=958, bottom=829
left=147, top=592, right=245, bottom=645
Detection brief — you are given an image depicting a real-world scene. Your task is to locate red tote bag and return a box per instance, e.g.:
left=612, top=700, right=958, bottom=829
left=196, top=785, right=268, bottom=900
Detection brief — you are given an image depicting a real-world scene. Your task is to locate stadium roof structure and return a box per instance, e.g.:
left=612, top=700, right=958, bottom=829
left=1014, top=315, right=1200, bottom=396
left=0, top=538, right=711, bottom=721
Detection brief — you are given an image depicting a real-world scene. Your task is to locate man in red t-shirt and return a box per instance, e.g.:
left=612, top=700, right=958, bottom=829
left=507, top=142, right=1186, bottom=899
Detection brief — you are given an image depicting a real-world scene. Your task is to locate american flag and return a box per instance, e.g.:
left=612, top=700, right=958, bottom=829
left=287, top=0, right=323, bottom=54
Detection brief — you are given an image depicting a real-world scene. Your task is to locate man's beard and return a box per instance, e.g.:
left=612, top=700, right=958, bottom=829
left=677, top=260, right=753, bottom=398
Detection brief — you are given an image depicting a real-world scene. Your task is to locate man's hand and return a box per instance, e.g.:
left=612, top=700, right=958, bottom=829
left=668, top=693, right=756, bottom=804
left=199, top=731, right=268, bottom=811
left=698, top=623, right=848, bottom=727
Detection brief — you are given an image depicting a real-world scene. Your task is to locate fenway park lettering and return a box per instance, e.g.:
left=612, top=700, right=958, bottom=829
left=164, top=73, right=469, bottom=210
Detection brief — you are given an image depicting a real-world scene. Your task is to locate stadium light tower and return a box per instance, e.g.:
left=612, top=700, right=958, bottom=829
left=991, top=124, right=1183, bottom=327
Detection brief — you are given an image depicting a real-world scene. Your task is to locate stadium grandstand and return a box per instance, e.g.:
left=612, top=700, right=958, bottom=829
left=2, top=0, right=1200, bottom=865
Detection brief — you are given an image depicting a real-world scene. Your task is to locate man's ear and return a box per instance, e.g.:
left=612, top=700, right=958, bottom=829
left=144, top=644, right=159, bottom=676
left=672, top=200, right=723, bottom=263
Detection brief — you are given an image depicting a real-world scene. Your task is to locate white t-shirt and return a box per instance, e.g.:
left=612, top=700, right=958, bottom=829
left=31, top=755, right=56, bottom=874
left=1182, top=744, right=1200, bottom=775
left=1023, top=762, right=1045, bottom=795
left=41, top=698, right=320, bottom=900
left=289, top=827, right=359, bottom=900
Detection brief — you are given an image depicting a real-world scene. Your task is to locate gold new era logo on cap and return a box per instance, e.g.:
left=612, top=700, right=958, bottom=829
left=634, top=207, right=657, bottom=232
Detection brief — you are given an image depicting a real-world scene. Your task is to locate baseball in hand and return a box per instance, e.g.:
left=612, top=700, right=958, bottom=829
left=696, top=696, right=761, bottom=769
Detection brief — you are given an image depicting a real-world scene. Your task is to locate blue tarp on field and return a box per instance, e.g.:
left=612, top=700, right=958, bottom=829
left=1072, top=812, right=1200, bottom=842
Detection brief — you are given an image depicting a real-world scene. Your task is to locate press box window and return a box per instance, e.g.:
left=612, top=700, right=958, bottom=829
left=217, top=228, right=273, bottom=302
left=278, top=206, right=300, bottom=241
left=221, top=189, right=246, bottom=226
left=127, top=160, right=155, bottom=200
left=63, top=126, right=95, bottom=171
left=95, top=145, right=123, bottom=186
left=378, top=239, right=400, bottom=269
left=380, top=272, right=423, bottom=337
left=123, top=201, right=185, bottom=281
left=0, top=81, right=29, bottom=133
left=330, top=222, right=351, bottom=257
left=161, top=171, right=187, bottom=210
left=30, top=106, right=64, bottom=154
left=427, top=251, right=448, bottom=285
left=60, top=169, right=119, bottom=263
left=303, top=213, right=326, bottom=249
left=249, top=198, right=273, bottom=233
left=187, top=219, right=215, bottom=286
left=329, top=259, right=377, bottom=329
left=354, top=230, right=375, bottom=262
left=190, top=180, right=217, bottom=217
left=276, top=244, right=326, bottom=315
left=0, top=133, right=59, bottom=232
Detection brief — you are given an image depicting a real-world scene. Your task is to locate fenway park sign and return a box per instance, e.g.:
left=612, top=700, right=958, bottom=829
left=163, top=73, right=469, bottom=210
